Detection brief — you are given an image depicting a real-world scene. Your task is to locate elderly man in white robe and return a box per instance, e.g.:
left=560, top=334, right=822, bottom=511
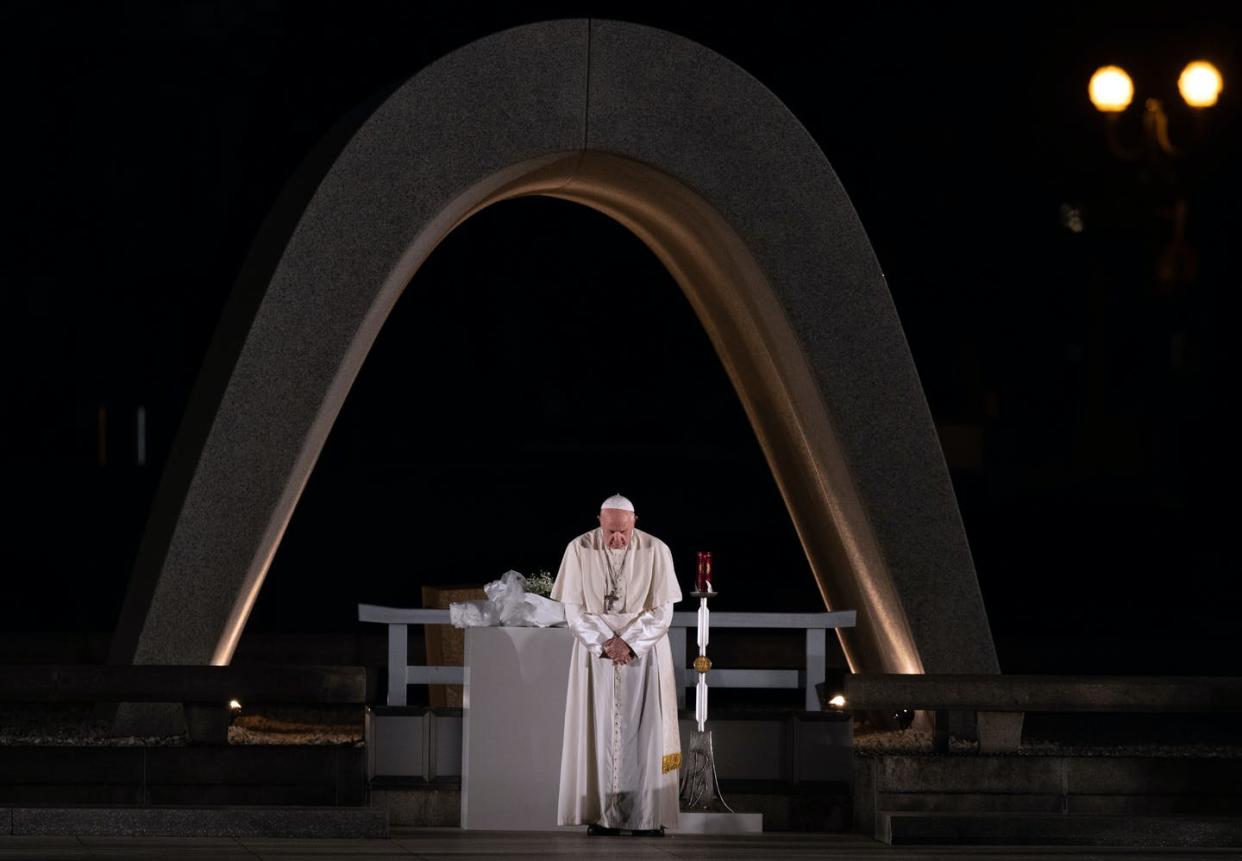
left=551, top=494, right=682, bottom=836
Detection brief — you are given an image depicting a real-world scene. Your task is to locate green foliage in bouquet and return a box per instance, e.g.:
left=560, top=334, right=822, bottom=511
left=524, top=569, right=555, bottom=597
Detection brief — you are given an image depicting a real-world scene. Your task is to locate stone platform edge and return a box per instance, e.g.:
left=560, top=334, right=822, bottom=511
left=1, top=806, right=387, bottom=838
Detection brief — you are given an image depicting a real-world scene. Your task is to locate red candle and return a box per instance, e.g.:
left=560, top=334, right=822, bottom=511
left=695, top=551, right=713, bottom=593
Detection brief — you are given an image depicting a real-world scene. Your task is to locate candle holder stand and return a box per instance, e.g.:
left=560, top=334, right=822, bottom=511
left=678, top=589, right=733, bottom=815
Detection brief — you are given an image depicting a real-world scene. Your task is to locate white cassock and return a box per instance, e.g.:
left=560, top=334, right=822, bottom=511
left=551, top=527, right=683, bottom=830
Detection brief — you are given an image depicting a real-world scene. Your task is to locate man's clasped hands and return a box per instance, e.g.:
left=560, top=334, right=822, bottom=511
left=603, top=636, right=635, bottom=666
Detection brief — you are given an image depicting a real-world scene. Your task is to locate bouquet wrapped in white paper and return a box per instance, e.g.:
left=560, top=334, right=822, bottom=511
left=449, top=570, right=565, bottom=628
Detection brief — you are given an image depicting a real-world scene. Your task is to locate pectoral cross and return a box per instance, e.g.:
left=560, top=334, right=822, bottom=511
left=605, top=591, right=619, bottom=612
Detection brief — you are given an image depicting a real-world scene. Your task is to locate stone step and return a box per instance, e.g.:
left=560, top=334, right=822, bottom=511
left=0, top=746, right=366, bottom=806
left=880, top=790, right=1242, bottom=816
left=369, top=778, right=852, bottom=831
left=3, top=806, right=387, bottom=838
left=883, top=811, right=1242, bottom=847
left=856, top=753, right=1242, bottom=840
left=867, top=753, right=1242, bottom=795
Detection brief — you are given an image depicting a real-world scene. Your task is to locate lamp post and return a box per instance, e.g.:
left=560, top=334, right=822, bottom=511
left=1088, top=60, right=1223, bottom=159
left=1085, top=58, right=1224, bottom=294
left=1074, top=55, right=1224, bottom=513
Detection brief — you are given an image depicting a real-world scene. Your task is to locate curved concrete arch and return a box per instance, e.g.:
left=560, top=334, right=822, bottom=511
left=111, top=19, right=998, bottom=691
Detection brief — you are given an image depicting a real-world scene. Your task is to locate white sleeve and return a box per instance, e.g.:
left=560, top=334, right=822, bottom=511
left=615, top=602, right=674, bottom=659
left=563, top=603, right=616, bottom=658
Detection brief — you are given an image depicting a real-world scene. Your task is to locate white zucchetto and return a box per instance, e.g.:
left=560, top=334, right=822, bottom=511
left=600, top=493, right=635, bottom=513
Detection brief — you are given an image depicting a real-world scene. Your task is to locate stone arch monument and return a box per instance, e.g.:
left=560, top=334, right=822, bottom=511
left=110, top=20, right=999, bottom=709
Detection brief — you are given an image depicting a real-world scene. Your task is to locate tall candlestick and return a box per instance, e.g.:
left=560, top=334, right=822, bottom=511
left=680, top=579, right=733, bottom=813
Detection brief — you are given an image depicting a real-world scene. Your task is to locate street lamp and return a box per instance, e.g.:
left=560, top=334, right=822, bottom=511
left=1088, top=65, right=1134, bottom=113
left=1089, top=60, right=1223, bottom=157
left=1178, top=61, right=1223, bottom=108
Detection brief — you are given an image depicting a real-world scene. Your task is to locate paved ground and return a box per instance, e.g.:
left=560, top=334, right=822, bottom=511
left=0, top=830, right=1238, bottom=860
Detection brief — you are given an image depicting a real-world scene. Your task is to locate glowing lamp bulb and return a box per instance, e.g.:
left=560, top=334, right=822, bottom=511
left=828, top=694, right=846, bottom=708
left=1089, top=66, right=1134, bottom=112
left=1179, top=61, right=1222, bottom=107
left=228, top=699, right=242, bottom=711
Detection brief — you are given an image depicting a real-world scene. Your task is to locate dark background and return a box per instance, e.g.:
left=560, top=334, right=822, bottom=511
left=1, top=3, right=1236, bottom=673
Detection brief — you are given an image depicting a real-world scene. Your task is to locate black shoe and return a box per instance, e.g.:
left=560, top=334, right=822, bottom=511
left=630, top=827, right=665, bottom=837
left=587, top=824, right=622, bottom=836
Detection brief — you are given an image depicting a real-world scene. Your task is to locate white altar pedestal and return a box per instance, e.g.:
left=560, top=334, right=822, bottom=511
left=461, top=626, right=575, bottom=830
left=460, top=625, right=766, bottom=833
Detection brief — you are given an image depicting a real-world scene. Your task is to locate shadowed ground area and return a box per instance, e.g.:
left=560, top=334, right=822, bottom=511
left=1, top=830, right=1239, bottom=859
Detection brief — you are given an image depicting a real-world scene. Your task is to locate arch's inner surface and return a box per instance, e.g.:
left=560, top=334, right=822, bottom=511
left=244, top=193, right=820, bottom=634
left=212, top=150, right=921, bottom=674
